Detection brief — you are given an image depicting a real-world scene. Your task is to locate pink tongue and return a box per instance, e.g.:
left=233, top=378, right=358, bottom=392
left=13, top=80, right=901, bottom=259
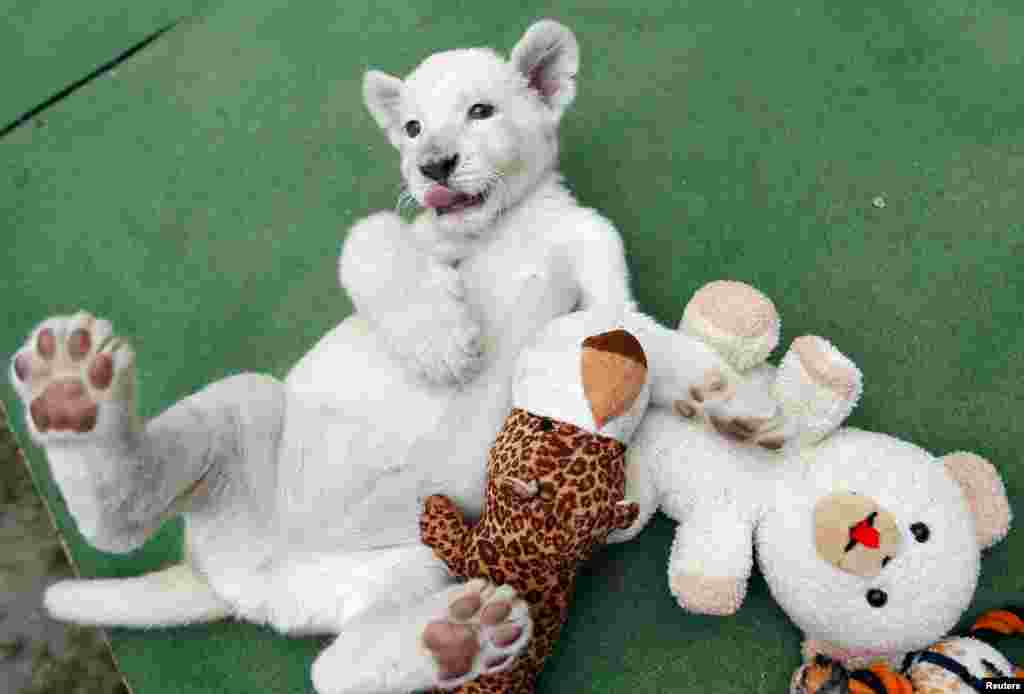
left=424, top=186, right=459, bottom=208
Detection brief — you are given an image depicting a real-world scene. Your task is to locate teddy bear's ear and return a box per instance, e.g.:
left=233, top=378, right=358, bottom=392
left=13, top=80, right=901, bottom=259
left=941, top=452, right=1012, bottom=549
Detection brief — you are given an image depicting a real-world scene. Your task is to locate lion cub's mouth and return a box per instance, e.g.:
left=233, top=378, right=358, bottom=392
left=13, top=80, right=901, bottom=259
left=424, top=185, right=489, bottom=216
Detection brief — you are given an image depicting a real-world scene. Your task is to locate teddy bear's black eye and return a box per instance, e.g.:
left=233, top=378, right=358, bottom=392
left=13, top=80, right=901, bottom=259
left=468, top=103, right=495, bottom=120
left=910, top=522, right=930, bottom=543
left=538, top=418, right=554, bottom=432
left=404, top=120, right=421, bottom=138
left=866, top=589, right=888, bottom=608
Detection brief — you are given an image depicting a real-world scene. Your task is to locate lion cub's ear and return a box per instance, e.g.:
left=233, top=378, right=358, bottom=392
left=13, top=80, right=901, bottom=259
left=511, top=19, right=579, bottom=119
left=363, top=70, right=404, bottom=146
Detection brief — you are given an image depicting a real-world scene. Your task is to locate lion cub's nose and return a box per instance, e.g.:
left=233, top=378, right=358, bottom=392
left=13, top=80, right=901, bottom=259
left=420, top=155, right=459, bottom=184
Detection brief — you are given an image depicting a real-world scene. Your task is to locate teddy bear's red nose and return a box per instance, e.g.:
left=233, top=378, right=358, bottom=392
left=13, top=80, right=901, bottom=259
left=850, top=518, right=881, bottom=549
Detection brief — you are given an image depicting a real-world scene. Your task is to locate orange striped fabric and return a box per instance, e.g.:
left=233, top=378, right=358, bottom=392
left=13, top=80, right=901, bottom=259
left=971, top=609, right=1024, bottom=635
left=847, top=663, right=913, bottom=694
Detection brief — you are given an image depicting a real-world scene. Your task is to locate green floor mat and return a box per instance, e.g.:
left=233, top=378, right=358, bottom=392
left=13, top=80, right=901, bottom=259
left=2, top=0, right=1022, bottom=692
left=0, top=0, right=216, bottom=129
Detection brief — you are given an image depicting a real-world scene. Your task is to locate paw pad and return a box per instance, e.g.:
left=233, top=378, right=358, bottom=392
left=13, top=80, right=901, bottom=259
left=424, top=580, right=532, bottom=689
left=12, top=313, right=133, bottom=437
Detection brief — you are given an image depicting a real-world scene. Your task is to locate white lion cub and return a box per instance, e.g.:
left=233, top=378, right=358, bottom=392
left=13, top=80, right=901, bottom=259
left=9, top=20, right=779, bottom=694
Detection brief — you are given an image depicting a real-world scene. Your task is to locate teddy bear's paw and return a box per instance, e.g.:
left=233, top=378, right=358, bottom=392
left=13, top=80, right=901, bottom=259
left=10, top=312, right=137, bottom=443
left=674, top=369, right=780, bottom=445
left=669, top=573, right=746, bottom=616
left=775, top=336, right=862, bottom=446
left=423, top=580, right=532, bottom=689
left=672, top=368, right=733, bottom=420
left=680, top=280, right=781, bottom=372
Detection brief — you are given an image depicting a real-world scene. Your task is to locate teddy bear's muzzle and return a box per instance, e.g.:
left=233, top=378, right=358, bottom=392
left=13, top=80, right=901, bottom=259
left=814, top=493, right=902, bottom=578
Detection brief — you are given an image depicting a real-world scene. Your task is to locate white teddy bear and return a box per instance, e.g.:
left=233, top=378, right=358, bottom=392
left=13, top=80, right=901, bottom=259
left=612, top=281, right=1013, bottom=684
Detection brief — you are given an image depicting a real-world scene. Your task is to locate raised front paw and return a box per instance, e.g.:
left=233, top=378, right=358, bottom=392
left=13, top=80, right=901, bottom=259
left=10, top=312, right=136, bottom=442
left=673, top=369, right=784, bottom=450
left=385, top=267, right=485, bottom=387
left=422, top=579, right=533, bottom=690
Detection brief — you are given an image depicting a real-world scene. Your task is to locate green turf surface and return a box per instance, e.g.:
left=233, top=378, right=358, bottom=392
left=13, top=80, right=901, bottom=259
left=0, top=0, right=215, bottom=129
left=3, top=0, right=1023, bottom=692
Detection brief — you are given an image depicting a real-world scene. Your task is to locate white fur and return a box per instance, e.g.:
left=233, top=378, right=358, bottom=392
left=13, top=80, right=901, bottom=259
left=9, top=21, right=760, bottom=694
left=760, top=430, right=982, bottom=659
left=44, top=564, right=231, bottom=628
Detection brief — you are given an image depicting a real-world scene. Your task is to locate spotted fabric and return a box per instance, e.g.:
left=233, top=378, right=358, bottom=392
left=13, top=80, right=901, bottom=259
left=421, top=408, right=638, bottom=694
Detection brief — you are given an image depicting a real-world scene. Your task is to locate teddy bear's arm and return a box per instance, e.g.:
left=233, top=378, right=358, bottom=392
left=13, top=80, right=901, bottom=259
left=420, top=494, right=473, bottom=578
left=666, top=499, right=756, bottom=617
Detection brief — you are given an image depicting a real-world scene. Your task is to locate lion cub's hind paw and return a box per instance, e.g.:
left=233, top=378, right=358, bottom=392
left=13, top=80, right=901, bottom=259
left=11, top=312, right=135, bottom=441
left=424, top=579, right=533, bottom=689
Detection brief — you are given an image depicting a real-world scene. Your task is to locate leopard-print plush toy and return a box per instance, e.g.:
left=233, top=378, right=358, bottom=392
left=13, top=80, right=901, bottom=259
left=420, top=326, right=648, bottom=694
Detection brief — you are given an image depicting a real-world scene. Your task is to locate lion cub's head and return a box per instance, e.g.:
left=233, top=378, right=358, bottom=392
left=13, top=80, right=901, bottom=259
left=363, top=20, right=578, bottom=237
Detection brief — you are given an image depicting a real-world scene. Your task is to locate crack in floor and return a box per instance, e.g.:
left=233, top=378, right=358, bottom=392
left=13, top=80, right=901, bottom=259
left=1, top=21, right=179, bottom=140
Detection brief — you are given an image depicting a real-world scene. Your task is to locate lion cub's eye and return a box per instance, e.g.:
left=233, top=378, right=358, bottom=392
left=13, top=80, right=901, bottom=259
left=468, top=103, right=495, bottom=120
left=404, top=120, right=421, bottom=138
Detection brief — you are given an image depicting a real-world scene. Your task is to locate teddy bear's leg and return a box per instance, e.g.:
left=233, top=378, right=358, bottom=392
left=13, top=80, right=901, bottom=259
left=668, top=281, right=785, bottom=441
left=310, top=579, right=532, bottom=694
left=767, top=335, right=862, bottom=448
left=667, top=501, right=756, bottom=616
left=624, top=311, right=778, bottom=433
left=679, top=280, right=781, bottom=373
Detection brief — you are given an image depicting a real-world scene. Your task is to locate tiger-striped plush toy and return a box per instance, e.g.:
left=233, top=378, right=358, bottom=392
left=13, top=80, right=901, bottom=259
left=796, top=607, right=1024, bottom=694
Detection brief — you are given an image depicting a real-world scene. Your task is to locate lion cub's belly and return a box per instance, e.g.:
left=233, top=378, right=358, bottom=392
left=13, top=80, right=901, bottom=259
left=276, top=240, right=579, bottom=546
